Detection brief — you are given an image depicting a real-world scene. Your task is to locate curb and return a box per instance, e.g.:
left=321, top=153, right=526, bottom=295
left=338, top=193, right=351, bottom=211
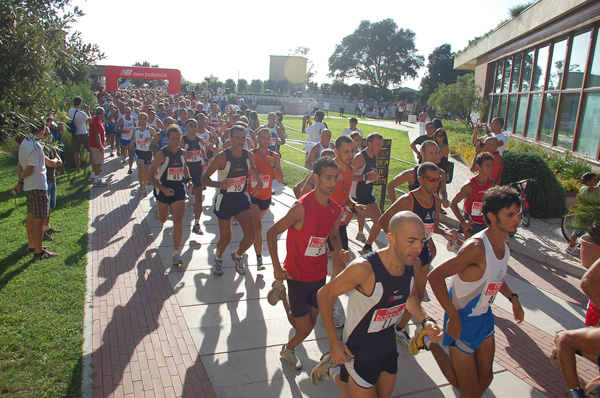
left=439, top=214, right=586, bottom=279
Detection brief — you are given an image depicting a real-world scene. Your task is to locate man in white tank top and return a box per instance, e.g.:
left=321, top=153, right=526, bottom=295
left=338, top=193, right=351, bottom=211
left=416, top=186, right=525, bottom=397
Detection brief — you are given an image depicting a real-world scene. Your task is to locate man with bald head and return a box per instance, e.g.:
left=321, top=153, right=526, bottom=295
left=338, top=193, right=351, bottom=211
left=310, top=211, right=443, bottom=396
left=472, top=129, right=504, bottom=186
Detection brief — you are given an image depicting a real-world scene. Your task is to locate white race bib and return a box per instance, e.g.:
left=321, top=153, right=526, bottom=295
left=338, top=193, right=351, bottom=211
left=304, top=236, right=328, bottom=257
left=226, top=176, right=246, bottom=193
left=424, top=223, right=435, bottom=241
left=483, top=282, right=503, bottom=306
left=367, top=304, right=406, bottom=333
left=365, top=169, right=378, bottom=184
left=136, top=139, right=150, bottom=150
left=167, top=167, right=183, bottom=181
left=471, top=202, right=483, bottom=216
left=189, top=150, right=202, bottom=162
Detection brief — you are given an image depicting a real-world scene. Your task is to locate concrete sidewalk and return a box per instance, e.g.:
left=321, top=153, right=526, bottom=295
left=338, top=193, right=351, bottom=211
left=86, top=130, right=596, bottom=397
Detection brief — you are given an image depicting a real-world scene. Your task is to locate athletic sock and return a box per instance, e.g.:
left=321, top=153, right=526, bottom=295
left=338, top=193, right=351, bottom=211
left=329, top=366, right=340, bottom=379
left=234, top=251, right=242, bottom=259
left=173, top=249, right=179, bottom=256
left=424, top=336, right=432, bottom=350
left=257, top=254, right=262, bottom=261
left=364, top=244, right=372, bottom=250
left=90, top=172, right=96, bottom=179
left=216, top=255, right=222, bottom=261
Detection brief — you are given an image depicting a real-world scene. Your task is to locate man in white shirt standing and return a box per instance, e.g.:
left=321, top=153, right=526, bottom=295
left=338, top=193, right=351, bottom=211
left=302, top=111, right=327, bottom=156
left=342, top=117, right=363, bottom=138
left=484, top=117, right=508, bottom=157
left=68, top=96, right=91, bottom=173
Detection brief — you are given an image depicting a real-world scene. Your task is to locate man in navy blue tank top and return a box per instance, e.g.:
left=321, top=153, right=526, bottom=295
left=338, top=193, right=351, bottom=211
left=310, top=211, right=443, bottom=396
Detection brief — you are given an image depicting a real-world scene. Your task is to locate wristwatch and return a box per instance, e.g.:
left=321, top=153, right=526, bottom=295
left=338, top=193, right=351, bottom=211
left=508, top=293, right=519, bottom=303
left=214, top=181, right=220, bottom=188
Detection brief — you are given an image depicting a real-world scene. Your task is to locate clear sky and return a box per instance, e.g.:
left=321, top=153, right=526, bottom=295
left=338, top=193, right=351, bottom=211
left=70, top=0, right=527, bottom=90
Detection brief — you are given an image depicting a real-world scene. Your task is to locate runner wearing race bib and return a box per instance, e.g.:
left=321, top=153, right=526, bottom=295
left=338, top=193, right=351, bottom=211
left=149, top=117, right=173, bottom=156
left=266, top=156, right=347, bottom=372
left=195, top=113, right=218, bottom=162
left=131, top=112, right=156, bottom=196
left=201, top=125, right=263, bottom=277
left=305, top=128, right=334, bottom=170
left=309, top=211, right=443, bottom=394
left=148, top=124, right=190, bottom=267
left=115, top=106, right=136, bottom=175
left=263, top=112, right=284, bottom=153
left=104, top=103, right=119, bottom=157
left=248, top=128, right=284, bottom=270
left=181, top=118, right=206, bottom=235
left=423, top=186, right=524, bottom=397
left=380, top=162, right=458, bottom=346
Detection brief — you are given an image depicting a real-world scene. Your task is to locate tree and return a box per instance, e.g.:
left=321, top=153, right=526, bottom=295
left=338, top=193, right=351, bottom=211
left=328, top=19, right=424, bottom=95
left=237, top=79, right=247, bottom=92
left=225, top=79, right=236, bottom=92
left=250, top=79, right=262, bottom=93
left=419, top=44, right=468, bottom=101
left=203, top=74, right=222, bottom=91
left=0, top=1, right=103, bottom=139
left=428, top=74, right=487, bottom=130
left=289, top=46, right=315, bottom=82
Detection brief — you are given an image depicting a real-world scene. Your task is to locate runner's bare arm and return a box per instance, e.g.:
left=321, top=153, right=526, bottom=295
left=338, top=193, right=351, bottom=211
left=266, top=204, right=305, bottom=281
left=379, top=194, right=411, bottom=233
left=387, top=169, right=413, bottom=203
left=439, top=169, right=449, bottom=207
left=499, top=282, right=524, bottom=323
left=329, top=213, right=350, bottom=264
left=148, top=151, right=167, bottom=193
left=351, top=152, right=365, bottom=178
left=272, top=152, right=284, bottom=183
left=200, top=152, right=227, bottom=188
left=450, top=183, right=474, bottom=230
left=406, top=262, right=444, bottom=343
left=582, top=258, right=600, bottom=309
left=247, top=151, right=263, bottom=196
left=150, top=133, right=162, bottom=156
left=433, top=197, right=458, bottom=240
left=304, top=145, right=319, bottom=170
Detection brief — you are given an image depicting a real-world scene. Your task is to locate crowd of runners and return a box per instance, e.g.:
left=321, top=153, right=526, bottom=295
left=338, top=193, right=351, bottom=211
left=44, top=86, right=598, bottom=398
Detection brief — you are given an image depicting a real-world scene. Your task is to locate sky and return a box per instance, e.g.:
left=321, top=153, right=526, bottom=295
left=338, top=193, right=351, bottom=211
left=70, top=0, right=527, bottom=90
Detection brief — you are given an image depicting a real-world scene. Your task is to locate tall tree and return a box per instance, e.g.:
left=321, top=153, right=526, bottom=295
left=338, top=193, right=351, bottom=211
left=419, top=44, right=468, bottom=101
left=328, top=19, right=424, bottom=94
left=250, top=79, right=262, bottom=93
left=0, top=0, right=103, bottom=139
left=237, top=79, right=248, bottom=92
left=428, top=74, right=487, bottom=130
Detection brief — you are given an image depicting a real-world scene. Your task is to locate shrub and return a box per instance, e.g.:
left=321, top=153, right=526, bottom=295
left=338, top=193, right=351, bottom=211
left=502, top=150, right=566, bottom=218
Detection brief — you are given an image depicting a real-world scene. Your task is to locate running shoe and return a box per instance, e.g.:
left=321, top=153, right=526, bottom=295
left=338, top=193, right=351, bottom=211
left=446, top=238, right=460, bottom=252
left=154, top=208, right=160, bottom=220
left=333, top=300, right=345, bottom=328
left=280, top=344, right=302, bottom=370
left=423, top=290, right=431, bottom=302
left=94, top=180, right=107, bottom=187
left=395, top=326, right=411, bottom=347
left=409, top=326, right=429, bottom=355
left=566, top=245, right=580, bottom=257
left=172, top=252, right=183, bottom=267
left=122, top=158, right=127, bottom=163
left=564, top=388, right=586, bottom=398
left=359, top=244, right=373, bottom=255
left=43, top=232, right=54, bottom=241
left=127, top=168, right=133, bottom=175
left=584, top=376, right=600, bottom=398
left=232, top=216, right=238, bottom=225
left=33, top=249, right=59, bottom=260
left=192, top=223, right=203, bottom=235
left=231, top=252, right=246, bottom=275
left=188, top=190, right=195, bottom=205
left=550, top=330, right=564, bottom=370
left=109, top=152, right=114, bottom=157
left=257, top=256, right=265, bottom=271
left=46, top=227, right=61, bottom=234
left=310, top=352, right=337, bottom=385
left=355, top=232, right=367, bottom=243
left=268, top=280, right=285, bottom=305
left=213, top=258, right=224, bottom=276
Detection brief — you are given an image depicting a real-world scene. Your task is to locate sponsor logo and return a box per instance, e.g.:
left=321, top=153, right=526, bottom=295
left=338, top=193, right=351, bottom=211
left=120, top=68, right=133, bottom=77
left=388, top=295, right=404, bottom=302
left=373, top=304, right=405, bottom=321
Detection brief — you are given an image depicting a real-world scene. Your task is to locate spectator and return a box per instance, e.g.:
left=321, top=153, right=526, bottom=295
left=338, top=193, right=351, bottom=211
left=483, top=117, right=508, bottom=156
left=42, top=125, right=63, bottom=241
left=339, top=98, right=345, bottom=117
left=342, top=117, right=362, bottom=138
left=16, top=120, right=58, bottom=259
left=566, top=172, right=598, bottom=256
left=46, top=116, right=66, bottom=175
left=471, top=127, right=504, bottom=186
left=68, top=96, right=91, bottom=173
left=418, top=107, right=428, bottom=135
left=350, top=131, right=362, bottom=155
left=396, top=100, right=405, bottom=124
left=301, top=111, right=327, bottom=155
left=433, top=128, right=450, bottom=179
left=323, top=100, right=330, bottom=117
left=410, top=122, right=436, bottom=163
left=89, top=107, right=107, bottom=186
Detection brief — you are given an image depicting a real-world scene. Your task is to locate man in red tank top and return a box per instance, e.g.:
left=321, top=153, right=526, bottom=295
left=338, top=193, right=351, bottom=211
left=266, top=157, right=350, bottom=371
left=450, top=152, right=495, bottom=243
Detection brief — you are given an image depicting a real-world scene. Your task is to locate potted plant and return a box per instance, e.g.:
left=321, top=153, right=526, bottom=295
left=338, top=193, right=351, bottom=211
left=567, top=192, right=600, bottom=268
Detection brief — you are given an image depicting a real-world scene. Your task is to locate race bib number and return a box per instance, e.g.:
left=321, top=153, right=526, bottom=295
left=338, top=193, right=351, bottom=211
left=270, top=135, right=277, bottom=147
left=424, top=223, right=435, bottom=240
left=226, top=176, right=246, bottom=193
left=167, top=167, right=183, bottom=181
left=189, top=150, right=202, bottom=162
left=136, top=139, right=149, bottom=150
left=367, top=304, right=406, bottom=333
left=341, top=206, right=348, bottom=223
left=250, top=174, right=270, bottom=188
left=304, top=236, right=328, bottom=257
left=366, top=169, right=378, bottom=184
left=471, top=202, right=482, bottom=216
left=484, top=282, right=503, bottom=305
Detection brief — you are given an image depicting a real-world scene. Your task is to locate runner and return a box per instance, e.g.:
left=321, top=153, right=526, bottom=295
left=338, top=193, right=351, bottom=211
left=149, top=117, right=173, bottom=156
left=310, top=212, right=443, bottom=397
left=181, top=118, right=206, bottom=235
left=148, top=124, right=190, bottom=266
left=248, top=128, right=284, bottom=270
left=263, top=112, right=285, bottom=153
left=379, top=162, right=458, bottom=346
left=266, top=156, right=349, bottom=371
left=350, top=132, right=384, bottom=254
left=201, top=125, right=263, bottom=276
left=130, top=112, right=156, bottom=196
left=146, top=108, right=164, bottom=132
left=195, top=113, right=218, bottom=163
left=115, top=106, right=136, bottom=175
left=292, top=149, right=337, bottom=199
left=416, top=186, right=525, bottom=397
left=305, top=129, right=334, bottom=170
left=104, top=102, right=119, bottom=157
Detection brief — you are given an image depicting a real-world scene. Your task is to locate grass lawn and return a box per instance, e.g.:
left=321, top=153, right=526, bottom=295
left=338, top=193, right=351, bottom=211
left=0, top=154, right=89, bottom=397
left=265, top=115, right=417, bottom=209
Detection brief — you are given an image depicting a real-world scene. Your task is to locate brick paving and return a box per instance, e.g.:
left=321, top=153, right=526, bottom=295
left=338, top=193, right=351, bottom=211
left=89, top=155, right=215, bottom=398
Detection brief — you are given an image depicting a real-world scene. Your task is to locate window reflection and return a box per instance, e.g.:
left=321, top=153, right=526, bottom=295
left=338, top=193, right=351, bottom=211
left=503, top=57, right=512, bottom=93
left=511, top=54, right=522, bottom=92
left=576, top=93, right=600, bottom=156
left=540, top=93, right=559, bottom=143
left=495, top=61, right=504, bottom=93
left=587, top=29, right=600, bottom=88
left=521, top=50, right=534, bottom=92
left=526, top=93, right=542, bottom=139
left=548, top=39, right=567, bottom=90
left=566, top=31, right=591, bottom=89
left=506, top=95, right=517, bottom=132
left=556, top=94, right=580, bottom=150
left=515, top=94, right=529, bottom=135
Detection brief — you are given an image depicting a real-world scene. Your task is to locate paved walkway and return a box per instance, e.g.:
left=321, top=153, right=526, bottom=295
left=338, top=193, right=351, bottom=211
left=87, top=122, right=596, bottom=397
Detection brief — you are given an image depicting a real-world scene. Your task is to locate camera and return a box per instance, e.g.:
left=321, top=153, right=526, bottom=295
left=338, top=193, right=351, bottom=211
left=473, top=142, right=485, bottom=148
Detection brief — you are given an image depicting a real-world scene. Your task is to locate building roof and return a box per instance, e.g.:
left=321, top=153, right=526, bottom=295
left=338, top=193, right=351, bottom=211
left=454, top=0, right=590, bottom=70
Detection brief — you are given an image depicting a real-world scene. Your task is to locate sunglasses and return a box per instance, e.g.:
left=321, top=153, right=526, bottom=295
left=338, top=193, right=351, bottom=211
left=423, top=176, right=442, bottom=183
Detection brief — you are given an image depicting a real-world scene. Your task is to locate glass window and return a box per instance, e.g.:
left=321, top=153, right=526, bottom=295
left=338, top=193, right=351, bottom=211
left=511, top=53, right=522, bottom=92
left=498, top=95, right=506, bottom=119
left=548, top=39, right=567, bottom=90
left=506, top=95, right=517, bottom=133
left=576, top=93, right=600, bottom=156
left=540, top=93, right=559, bottom=143
left=556, top=94, right=580, bottom=150
left=521, top=50, right=534, bottom=92
left=533, top=46, right=549, bottom=91
left=587, top=29, right=600, bottom=88
left=566, top=31, right=591, bottom=89
left=502, top=57, right=512, bottom=93
left=495, top=61, right=504, bottom=93
left=526, top=93, right=543, bottom=139
left=514, top=94, right=529, bottom=135
left=487, top=95, right=496, bottom=122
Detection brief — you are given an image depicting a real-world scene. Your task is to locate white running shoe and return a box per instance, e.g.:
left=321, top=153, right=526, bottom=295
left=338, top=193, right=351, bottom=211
left=395, top=326, right=411, bottom=347
left=566, top=245, right=580, bottom=257
left=172, top=252, right=183, bottom=267
left=310, top=353, right=337, bottom=385
left=446, top=238, right=460, bottom=252
left=267, top=280, right=285, bottom=305
left=355, top=232, right=367, bottom=243
left=231, top=252, right=246, bottom=275
left=213, top=258, right=223, bottom=276
left=280, top=344, right=302, bottom=370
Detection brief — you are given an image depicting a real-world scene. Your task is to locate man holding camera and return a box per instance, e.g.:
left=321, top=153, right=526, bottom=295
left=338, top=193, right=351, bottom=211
left=472, top=125, right=504, bottom=186
left=68, top=96, right=91, bottom=173
left=301, top=111, right=327, bottom=156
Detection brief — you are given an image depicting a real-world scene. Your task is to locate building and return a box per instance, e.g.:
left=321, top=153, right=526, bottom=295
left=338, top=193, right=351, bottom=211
left=454, top=0, right=600, bottom=160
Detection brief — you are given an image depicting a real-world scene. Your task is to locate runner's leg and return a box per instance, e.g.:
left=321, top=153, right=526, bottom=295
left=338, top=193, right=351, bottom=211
left=234, top=209, right=255, bottom=257
left=365, top=203, right=382, bottom=246
left=170, top=200, right=185, bottom=252
left=216, top=218, right=232, bottom=259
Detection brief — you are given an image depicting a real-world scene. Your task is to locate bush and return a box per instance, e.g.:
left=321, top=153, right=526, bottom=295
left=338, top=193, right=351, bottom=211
left=502, top=150, right=566, bottom=218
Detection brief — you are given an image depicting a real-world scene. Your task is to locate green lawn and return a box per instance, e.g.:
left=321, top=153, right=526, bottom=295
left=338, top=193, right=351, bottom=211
left=0, top=154, right=88, bottom=397
left=268, top=116, right=417, bottom=209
